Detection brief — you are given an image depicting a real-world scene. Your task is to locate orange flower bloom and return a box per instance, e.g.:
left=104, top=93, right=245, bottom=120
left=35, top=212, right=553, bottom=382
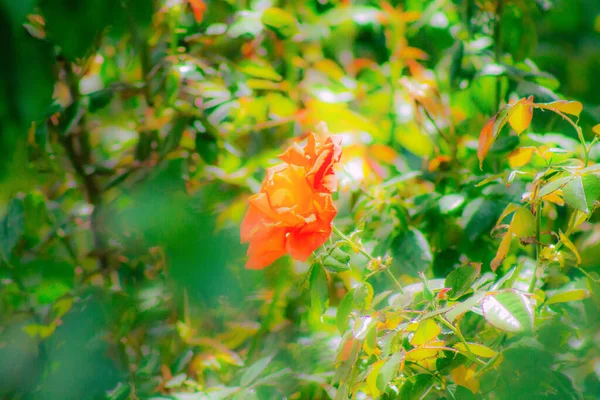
left=241, top=134, right=342, bottom=269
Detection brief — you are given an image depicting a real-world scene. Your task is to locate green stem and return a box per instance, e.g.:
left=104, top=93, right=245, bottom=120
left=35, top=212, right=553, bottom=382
left=529, top=201, right=542, bottom=293
left=437, top=316, right=485, bottom=366
left=386, top=269, right=404, bottom=294
left=331, top=225, right=373, bottom=261
left=332, top=225, right=404, bottom=293
left=494, top=0, right=503, bottom=110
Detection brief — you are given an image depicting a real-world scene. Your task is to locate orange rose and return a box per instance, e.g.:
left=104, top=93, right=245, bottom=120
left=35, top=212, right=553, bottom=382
left=240, top=134, right=342, bottom=270
left=278, top=133, right=343, bottom=193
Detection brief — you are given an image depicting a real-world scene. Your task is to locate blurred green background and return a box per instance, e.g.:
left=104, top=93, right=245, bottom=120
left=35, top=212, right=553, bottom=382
left=1, top=0, right=600, bottom=399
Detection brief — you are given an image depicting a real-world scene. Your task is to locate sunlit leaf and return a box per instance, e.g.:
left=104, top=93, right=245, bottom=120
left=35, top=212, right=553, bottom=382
left=538, top=175, right=573, bottom=198
left=491, top=229, right=512, bottom=272
left=451, top=364, right=480, bottom=394
left=558, top=230, right=581, bottom=264
left=406, top=341, right=444, bottom=361
left=261, top=7, right=298, bottom=39
left=536, top=100, right=583, bottom=118
left=238, top=60, right=283, bottom=81
left=507, top=147, right=536, bottom=169
left=454, top=343, right=498, bottom=358
left=508, top=97, right=534, bottom=134
left=546, top=289, right=587, bottom=305
left=439, top=194, right=466, bottom=215
left=511, top=207, right=535, bottom=238
left=409, top=319, right=441, bottom=346
left=352, top=316, right=374, bottom=340
left=477, top=100, right=526, bottom=168
left=353, top=282, right=374, bottom=310
left=481, top=290, right=534, bottom=333
left=366, top=359, right=386, bottom=398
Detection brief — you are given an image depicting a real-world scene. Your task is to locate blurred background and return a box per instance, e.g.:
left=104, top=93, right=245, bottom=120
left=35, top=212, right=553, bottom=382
left=1, top=0, right=600, bottom=399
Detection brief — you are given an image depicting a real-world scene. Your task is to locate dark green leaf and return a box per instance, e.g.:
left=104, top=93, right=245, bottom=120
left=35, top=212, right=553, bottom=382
left=0, top=198, right=25, bottom=261
left=391, top=228, right=433, bottom=276
left=398, top=374, right=434, bottom=400
left=310, top=265, right=328, bottom=316
left=40, top=0, right=120, bottom=59
left=445, top=264, right=480, bottom=300
left=336, top=291, right=354, bottom=334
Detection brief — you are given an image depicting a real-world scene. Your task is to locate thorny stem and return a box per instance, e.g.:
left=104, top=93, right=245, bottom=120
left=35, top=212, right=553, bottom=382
left=331, top=225, right=404, bottom=294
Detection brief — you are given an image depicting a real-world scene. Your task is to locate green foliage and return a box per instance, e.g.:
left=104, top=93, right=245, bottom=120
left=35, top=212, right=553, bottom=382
left=1, top=0, right=600, bottom=399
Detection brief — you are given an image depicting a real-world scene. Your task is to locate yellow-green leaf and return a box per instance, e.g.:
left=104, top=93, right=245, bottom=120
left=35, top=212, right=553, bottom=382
left=409, top=319, right=441, bottom=346
left=508, top=97, right=533, bottom=134
left=546, top=289, right=587, bottom=305
left=491, top=229, right=512, bottom=272
left=537, top=100, right=583, bottom=118
left=511, top=207, right=535, bottom=238
left=366, top=360, right=386, bottom=398
left=558, top=230, right=581, bottom=264
left=507, top=147, right=536, bottom=169
left=261, top=7, right=298, bottom=39
left=454, top=342, right=498, bottom=358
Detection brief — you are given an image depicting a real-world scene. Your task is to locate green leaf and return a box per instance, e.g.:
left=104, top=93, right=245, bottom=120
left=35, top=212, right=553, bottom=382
left=260, top=8, right=298, bottom=39
left=336, top=291, right=354, bottom=334
left=562, top=175, right=588, bottom=213
left=511, top=207, right=535, bottom=238
left=323, top=247, right=351, bottom=273
left=40, top=0, right=120, bottom=59
left=582, top=174, right=600, bottom=212
left=538, top=175, right=573, bottom=198
left=194, top=119, right=219, bottom=165
left=445, top=292, right=486, bottom=322
left=454, top=385, right=477, bottom=400
left=239, top=60, right=283, bottom=81
left=352, top=316, right=374, bottom=340
left=546, top=289, right=587, bottom=305
left=439, top=194, right=465, bottom=215
left=240, top=355, right=272, bottom=387
left=0, top=0, right=37, bottom=27
left=310, top=265, right=328, bottom=316
left=462, top=198, right=501, bottom=242
left=482, top=290, right=534, bottom=333
left=36, top=280, right=71, bottom=304
left=391, top=228, right=433, bottom=276
left=398, top=374, right=434, bottom=400
left=376, top=351, right=404, bottom=392
left=353, top=282, right=374, bottom=310
left=445, top=264, right=480, bottom=300
left=23, top=191, right=47, bottom=238
left=0, top=198, right=25, bottom=261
